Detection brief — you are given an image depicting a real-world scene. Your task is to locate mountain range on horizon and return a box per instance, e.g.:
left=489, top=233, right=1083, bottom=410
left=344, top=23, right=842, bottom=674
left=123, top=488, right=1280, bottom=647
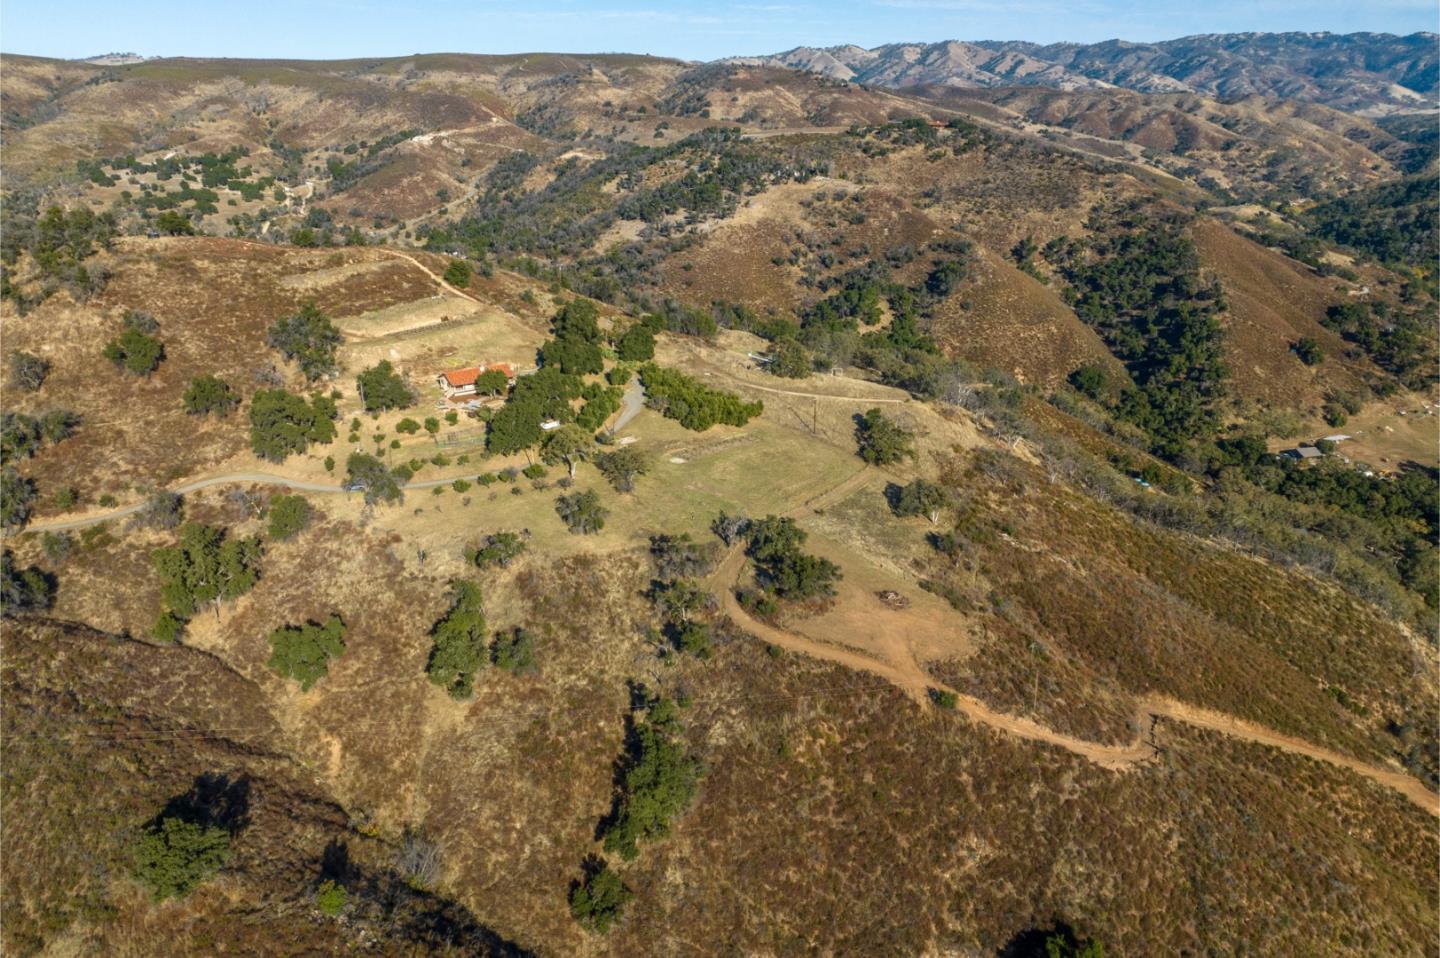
left=735, top=31, right=1440, bottom=115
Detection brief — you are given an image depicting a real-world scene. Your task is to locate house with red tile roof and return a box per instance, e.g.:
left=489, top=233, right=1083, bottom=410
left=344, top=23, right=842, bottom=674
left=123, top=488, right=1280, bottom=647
left=437, top=363, right=516, bottom=398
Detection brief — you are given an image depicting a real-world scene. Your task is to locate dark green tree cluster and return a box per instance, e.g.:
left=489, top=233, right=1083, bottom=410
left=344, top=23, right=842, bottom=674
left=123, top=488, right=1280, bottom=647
left=0, top=203, right=116, bottom=310
left=249, top=389, right=338, bottom=462
left=766, top=338, right=812, bottom=379
left=540, top=299, right=606, bottom=375
left=569, top=858, right=632, bottom=934
left=2, top=548, right=56, bottom=616
left=555, top=488, right=608, bottom=534
left=266, top=615, right=346, bottom=690
left=1322, top=300, right=1435, bottom=389
left=1293, top=336, right=1324, bottom=366
left=131, top=815, right=231, bottom=901
left=266, top=494, right=310, bottom=540
left=266, top=303, right=341, bottom=381
left=854, top=408, right=916, bottom=465
left=615, top=322, right=655, bottom=362
left=473, top=368, right=509, bottom=396
left=356, top=360, right=415, bottom=412
left=1051, top=205, right=1229, bottom=458
left=600, top=694, right=703, bottom=861
left=442, top=259, right=471, bottom=288
left=152, top=522, right=262, bottom=640
left=103, top=311, right=165, bottom=376
left=1306, top=173, right=1438, bottom=275
left=345, top=452, right=405, bottom=505
left=575, top=382, right=624, bottom=431
left=182, top=374, right=239, bottom=417
left=743, top=515, right=842, bottom=600
left=487, top=368, right=584, bottom=454
left=638, top=364, right=763, bottom=431
left=426, top=581, right=488, bottom=699
left=1206, top=435, right=1439, bottom=607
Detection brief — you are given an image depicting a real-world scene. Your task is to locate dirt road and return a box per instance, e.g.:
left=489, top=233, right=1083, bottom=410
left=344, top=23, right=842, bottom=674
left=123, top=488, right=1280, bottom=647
left=710, top=470, right=1440, bottom=816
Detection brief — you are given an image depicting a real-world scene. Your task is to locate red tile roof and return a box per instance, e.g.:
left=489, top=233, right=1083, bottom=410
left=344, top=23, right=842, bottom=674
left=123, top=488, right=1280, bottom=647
left=440, top=363, right=516, bottom=388
left=440, top=366, right=482, bottom=388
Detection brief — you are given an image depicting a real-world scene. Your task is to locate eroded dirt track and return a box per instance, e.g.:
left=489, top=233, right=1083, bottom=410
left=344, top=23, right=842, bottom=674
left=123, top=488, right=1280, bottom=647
left=710, top=472, right=1440, bottom=816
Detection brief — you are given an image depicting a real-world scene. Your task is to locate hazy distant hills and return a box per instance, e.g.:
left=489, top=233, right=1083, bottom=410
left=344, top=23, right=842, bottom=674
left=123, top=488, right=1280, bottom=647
left=736, top=32, right=1439, bottom=115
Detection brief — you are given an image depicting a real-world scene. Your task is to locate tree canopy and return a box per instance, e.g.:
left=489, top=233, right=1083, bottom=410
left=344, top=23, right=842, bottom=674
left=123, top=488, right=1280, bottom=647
left=266, top=303, right=341, bottom=381
left=426, top=581, right=488, bottom=699
left=356, top=360, right=415, bottom=412
left=266, top=615, right=346, bottom=690
left=249, top=390, right=338, bottom=462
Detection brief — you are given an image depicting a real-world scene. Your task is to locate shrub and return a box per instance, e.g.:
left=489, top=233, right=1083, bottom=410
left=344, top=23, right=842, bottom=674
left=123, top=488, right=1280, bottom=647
left=855, top=407, right=915, bottom=464
left=424, top=417, right=440, bottom=434
left=1294, top=336, right=1324, bottom=365
left=555, top=488, right=607, bottom=534
left=668, top=620, right=713, bottom=658
left=131, top=816, right=230, bottom=900
left=154, top=210, right=196, bottom=235
left=443, top=259, right=471, bottom=288
left=650, top=533, right=719, bottom=579
left=766, top=338, right=811, bottom=379
left=183, top=375, right=239, bottom=416
left=890, top=478, right=952, bottom=524
left=266, top=614, right=346, bottom=690
left=1, top=468, right=37, bottom=529
left=426, top=582, right=487, bottom=698
left=315, top=880, right=347, bottom=916
left=266, top=494, right=310, bottom=540
left=52, top=486, right=78, bottom=510
left=570, top=859, right=631, bottom=933
left=8, top=352, right=49, bottom=392
left=396, top=418, right=421, bottom=434
left=928, top=688, right=958, bottom=709
left=1, top=548, right=55, bottom=615
left=491, top=626, right=536, bottom=673
left=152, top=610, right=184, bottom=643
left=103, top=322, right=164, bottom=376
left=474, top=531, right=526, bottom=568
left=356, top=360, right=415, bottom=412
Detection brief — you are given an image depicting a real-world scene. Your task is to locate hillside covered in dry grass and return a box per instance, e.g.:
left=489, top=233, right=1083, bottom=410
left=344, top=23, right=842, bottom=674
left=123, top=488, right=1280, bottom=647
left=1, top=42, right=1437, bottom=958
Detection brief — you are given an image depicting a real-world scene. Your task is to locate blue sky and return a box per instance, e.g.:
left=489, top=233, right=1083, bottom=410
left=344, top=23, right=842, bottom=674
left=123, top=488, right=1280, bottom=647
left=2, top=0, right=1435, bottom=61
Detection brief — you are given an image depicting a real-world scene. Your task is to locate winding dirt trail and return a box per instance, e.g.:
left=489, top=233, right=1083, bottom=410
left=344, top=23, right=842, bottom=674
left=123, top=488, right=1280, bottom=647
left=711, top=472, right=1440, bottom=816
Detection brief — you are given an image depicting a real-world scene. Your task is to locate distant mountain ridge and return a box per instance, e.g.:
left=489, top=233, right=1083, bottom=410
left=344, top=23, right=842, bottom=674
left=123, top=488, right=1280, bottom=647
left=735, top=32, right=1439, bottom=115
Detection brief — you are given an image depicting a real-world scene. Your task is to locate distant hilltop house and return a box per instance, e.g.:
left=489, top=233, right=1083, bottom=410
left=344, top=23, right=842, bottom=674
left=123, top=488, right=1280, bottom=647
left=437, top=363, right=516, bottom=399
